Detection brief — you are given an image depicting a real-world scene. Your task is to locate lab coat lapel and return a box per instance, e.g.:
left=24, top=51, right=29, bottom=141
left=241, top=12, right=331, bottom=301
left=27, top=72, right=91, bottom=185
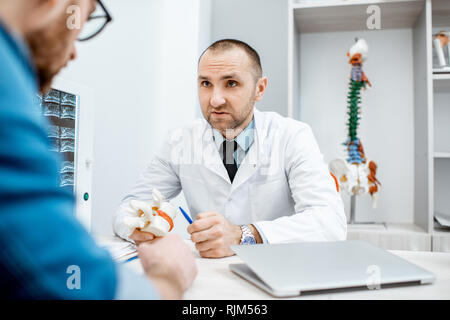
left=231, top=109, right=269, bottom=192
left=201, top=122, right=232, bottom=184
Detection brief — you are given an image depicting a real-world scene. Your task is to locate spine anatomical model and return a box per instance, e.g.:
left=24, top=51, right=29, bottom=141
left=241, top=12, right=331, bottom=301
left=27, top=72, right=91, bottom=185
left=123, top=189, right=178, bottom=237
left=330, top=38, right=381, bottom=211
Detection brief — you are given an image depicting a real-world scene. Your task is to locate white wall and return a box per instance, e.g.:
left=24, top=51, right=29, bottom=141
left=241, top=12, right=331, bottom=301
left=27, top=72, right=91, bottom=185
left=299, top=29, right=415, bottom=224
left=58, top=0, right=207, bottom=236
left=210, top=0, right=289, bottom=116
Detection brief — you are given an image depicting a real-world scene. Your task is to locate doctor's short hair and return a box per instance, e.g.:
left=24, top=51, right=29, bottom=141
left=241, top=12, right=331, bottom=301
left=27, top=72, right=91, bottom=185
left=199, top=39, right=263, bottom=81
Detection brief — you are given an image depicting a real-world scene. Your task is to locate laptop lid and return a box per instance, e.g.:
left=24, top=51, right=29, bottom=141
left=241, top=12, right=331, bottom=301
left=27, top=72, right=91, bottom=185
left=230, top=240, right=435, bottom=297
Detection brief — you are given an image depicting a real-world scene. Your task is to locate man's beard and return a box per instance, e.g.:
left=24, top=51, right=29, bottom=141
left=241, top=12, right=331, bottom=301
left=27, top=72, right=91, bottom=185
left=25, top=16, right=71, bottom=95
left=207, top=96, right=255, bottom=132
left=33, top=61, right=57, bottom=95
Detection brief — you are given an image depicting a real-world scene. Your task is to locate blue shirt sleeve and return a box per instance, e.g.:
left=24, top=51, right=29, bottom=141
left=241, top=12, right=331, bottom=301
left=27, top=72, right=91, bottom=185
left=0, top=77, right=117, bottom=298
left=0, top=23, right=158, bottom=299
left=115, top=264, right=160, bottom=300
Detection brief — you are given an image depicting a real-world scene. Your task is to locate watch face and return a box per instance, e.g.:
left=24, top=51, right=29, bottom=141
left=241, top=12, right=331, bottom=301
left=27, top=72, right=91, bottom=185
left=243, top=236, right=256, bottom=245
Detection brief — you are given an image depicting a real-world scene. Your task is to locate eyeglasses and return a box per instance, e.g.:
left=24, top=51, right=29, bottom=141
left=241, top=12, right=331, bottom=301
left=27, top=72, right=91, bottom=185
left=78, top=0, right=112, bottom=42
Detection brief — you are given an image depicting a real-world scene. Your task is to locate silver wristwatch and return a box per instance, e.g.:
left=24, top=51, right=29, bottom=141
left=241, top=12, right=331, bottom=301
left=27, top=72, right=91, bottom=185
left=240, top=225, right=256, bottom=245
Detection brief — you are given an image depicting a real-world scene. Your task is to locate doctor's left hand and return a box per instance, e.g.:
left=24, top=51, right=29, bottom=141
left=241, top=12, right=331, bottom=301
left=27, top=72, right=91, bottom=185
left=130, top=229, right=155, bottom=245
left=187, top=211, right=241, bottom=258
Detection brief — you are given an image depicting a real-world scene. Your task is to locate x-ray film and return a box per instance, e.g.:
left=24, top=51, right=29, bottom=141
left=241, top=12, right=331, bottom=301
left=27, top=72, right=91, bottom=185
left=61, top=93, right=77, bottom=107
left=43, top=102, right=60, bottom=118
left=60, top=171, right=74, bottom=187
left=49, top=137, right=60, bottom=152
left=61, top=104, right=76, bottom=119
left=38, top=88, right=78, bottom=192
left=60, top=161, right=75, bottom=174
left=60, top=127, right=75, bottom=139
left=43, top=89, right=61, bottom=104
left=47, top=125, right=60, bottom=139
left=60, top=138, right=75, bottom=153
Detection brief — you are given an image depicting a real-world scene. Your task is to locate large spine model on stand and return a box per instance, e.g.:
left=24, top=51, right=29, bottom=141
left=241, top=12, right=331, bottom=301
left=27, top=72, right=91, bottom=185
left=330, top=38, right=381, bottom=211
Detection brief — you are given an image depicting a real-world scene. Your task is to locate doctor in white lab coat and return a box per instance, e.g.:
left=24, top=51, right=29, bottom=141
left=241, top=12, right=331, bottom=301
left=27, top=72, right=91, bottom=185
left=114, top=39, right=347, bottom=258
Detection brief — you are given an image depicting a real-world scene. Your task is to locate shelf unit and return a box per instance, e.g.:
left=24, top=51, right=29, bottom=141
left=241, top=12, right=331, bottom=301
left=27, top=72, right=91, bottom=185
left=288, top=0, right=450, bottom=251
left=434, top=152, right=450, bottom=158
left=209, top=0, right=449, bottom=251
left=431, top=0, right=450, bottom=251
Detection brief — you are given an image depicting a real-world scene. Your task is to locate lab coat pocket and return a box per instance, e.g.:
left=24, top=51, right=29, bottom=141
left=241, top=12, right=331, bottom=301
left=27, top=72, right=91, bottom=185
left=249, top=176, right=294, bottom=222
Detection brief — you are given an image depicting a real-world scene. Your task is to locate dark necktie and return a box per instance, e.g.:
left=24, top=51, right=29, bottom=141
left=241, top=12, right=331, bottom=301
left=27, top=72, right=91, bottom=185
left=222, top=140, right=238, bottom=183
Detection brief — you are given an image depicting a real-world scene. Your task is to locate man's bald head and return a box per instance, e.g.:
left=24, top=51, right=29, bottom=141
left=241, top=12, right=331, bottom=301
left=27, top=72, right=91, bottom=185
left=199, top=39, right=262, bottom=81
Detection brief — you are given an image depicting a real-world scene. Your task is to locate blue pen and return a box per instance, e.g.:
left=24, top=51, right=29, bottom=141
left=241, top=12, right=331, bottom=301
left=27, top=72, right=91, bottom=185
left=179, top=206, right=193, bottom=224
left=123, top=255, right=138, bottom=263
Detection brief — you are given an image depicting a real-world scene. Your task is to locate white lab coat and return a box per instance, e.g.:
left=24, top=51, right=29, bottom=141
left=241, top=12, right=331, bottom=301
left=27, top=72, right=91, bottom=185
left=114, top=108, right=347, bottom=243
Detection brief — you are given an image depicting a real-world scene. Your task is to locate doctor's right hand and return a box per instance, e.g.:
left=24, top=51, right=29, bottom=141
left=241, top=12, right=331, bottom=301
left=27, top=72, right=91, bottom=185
left=138, top=234, right=197, bottom=300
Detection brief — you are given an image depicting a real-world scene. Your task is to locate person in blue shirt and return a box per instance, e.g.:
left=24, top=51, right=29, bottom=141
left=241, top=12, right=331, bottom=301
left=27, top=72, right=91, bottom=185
left=0, top=0, right=196, bottom=299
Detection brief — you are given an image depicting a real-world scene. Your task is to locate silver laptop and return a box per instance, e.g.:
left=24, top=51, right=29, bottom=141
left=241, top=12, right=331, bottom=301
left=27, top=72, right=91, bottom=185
left=229, top=240, right=435, bottom=297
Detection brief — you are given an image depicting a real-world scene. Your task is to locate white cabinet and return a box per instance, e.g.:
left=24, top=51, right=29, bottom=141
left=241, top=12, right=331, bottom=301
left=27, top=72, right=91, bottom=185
left=209, top=0, right=290, bottom=117
left=433, top=69, right=450, bottom=251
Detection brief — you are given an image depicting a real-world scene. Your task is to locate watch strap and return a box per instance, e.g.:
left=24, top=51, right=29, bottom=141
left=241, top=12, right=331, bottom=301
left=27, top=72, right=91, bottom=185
left=240, top=225, right=255, bottom=244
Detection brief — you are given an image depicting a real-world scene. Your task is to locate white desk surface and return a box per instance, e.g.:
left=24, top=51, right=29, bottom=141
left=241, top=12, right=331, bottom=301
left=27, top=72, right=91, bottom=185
left=120, top=239, right=450, bottom=300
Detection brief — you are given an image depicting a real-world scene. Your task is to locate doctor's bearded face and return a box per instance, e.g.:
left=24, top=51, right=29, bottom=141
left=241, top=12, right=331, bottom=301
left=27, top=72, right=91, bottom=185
left=26, top=0, right=96, bottom=94
left=198, top=47, right=261, bottom=136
